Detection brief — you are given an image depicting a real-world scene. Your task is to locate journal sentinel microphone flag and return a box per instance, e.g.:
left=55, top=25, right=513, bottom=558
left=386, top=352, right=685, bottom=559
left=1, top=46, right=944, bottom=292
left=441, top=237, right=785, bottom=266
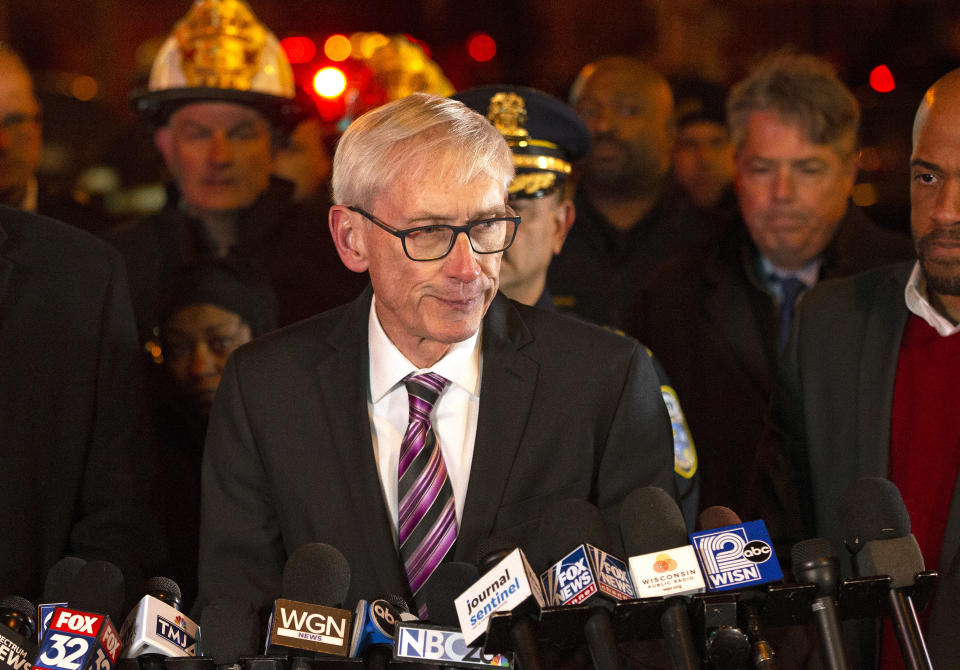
left=689, top=520, right=782, bottom=591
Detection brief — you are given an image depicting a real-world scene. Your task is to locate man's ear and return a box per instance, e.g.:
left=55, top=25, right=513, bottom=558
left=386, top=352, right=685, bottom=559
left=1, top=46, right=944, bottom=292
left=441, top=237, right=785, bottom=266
left=329, top=205, right=370, bottom=273
left=551, top=199, right=576, bottom=255
left=154, top=127, right=174, bottom=167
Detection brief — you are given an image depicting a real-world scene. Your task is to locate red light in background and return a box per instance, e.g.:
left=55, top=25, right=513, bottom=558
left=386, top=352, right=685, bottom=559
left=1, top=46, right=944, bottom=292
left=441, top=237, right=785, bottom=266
left=313, top=66, right=347, bottom=99
left=324, top=34, right=352, bottom=62
left=280, top=36, right=316, bottom=64
left=467, top=33, right=496, bottom=62
left=869, top=65, right=895, bottom=93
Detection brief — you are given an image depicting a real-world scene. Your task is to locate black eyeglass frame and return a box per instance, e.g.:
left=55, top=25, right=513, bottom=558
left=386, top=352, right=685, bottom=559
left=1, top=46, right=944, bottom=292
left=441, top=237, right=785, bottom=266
left=346, top=205, right=521, bottom=262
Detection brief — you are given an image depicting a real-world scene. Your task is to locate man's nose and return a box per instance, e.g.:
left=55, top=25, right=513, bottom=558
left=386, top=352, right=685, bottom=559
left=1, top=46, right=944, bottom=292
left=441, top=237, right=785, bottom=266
left=189, top=343, right=218, bottom=378
left=443, top=232, right=482, bottom=281
left=931, top=178, right=960, bottom=225
left=208, top=133, right=234, bottom=164
left=772, top=165, right=796, bottom=201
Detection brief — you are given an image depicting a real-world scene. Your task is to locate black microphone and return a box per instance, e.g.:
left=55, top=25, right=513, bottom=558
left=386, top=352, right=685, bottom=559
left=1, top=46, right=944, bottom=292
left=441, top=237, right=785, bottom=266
left=1, top=595, right=39, bottom=670
left=537, top=499, right=627, bottom=670
left=70, top=561, right=126, bottom=626
left=791, top=538, right=849, bottom=670
left=199, top=599, right=260, bottom=668
left=694, top=506, right=758, bottom=670
left=37, top=557, right=88, bottom=643
left=619, top=487, right=701, bottom=670
left=838, top=477, right=932, bottom=670
left=348, top=595, right=412, bottom=669
left=265, top=543, right=353, bottom=659
left=118, top=577, right=200, bottom=663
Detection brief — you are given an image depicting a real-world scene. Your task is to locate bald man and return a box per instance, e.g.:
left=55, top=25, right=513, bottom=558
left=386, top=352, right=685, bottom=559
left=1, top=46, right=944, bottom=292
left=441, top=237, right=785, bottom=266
left=547, top=56, right=708, bottom=328
left=0, top=46, right=105, bottom=231
left=759, top=68, right=960, bottom=668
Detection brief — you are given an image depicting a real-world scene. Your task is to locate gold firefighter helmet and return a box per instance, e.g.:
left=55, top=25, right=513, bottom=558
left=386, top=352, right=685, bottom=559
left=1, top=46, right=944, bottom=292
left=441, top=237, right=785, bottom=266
left=131, top=0, right=300, bottom=130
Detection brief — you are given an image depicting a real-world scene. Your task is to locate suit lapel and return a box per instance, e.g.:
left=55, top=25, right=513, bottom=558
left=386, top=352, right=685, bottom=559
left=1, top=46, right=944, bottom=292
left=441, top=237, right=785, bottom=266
left=702, top=230, right=775, bottom=392
left=855, top=265, right=912, bottom=478
left=455, top=295, right=538, bottom=563
left=0, top=224, right=11, bottom=310
left=314, top=289, right=408, bottom=594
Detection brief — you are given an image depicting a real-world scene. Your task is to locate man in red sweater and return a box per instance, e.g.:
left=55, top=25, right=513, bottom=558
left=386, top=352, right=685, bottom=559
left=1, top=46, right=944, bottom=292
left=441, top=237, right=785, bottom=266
left=760, top=67, right=960, bottom=668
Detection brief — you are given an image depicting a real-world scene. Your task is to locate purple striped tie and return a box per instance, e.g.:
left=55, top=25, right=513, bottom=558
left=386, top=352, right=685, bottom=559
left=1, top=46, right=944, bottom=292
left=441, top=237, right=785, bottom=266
left=398, top=372, right=457, bottom=613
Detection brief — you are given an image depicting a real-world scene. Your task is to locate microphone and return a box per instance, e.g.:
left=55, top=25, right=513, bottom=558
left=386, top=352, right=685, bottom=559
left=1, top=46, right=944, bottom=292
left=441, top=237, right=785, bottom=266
left=265, top=543, right=353, bottom=658
left=838, top=478, right=932, bottom=670
left=393, top=562, right=512, bottom=667
left=348, top=595, right=412, bottom=669
left=33, top=561, right=126, bottom=670
left=38, top=558, right=87, bottom=643
left=455, top=537, right=545, bottom=670
left=792, top=538, right=849, bottom=670
left=619, top=486, right=701, bottom=670
left=118, top=577, right=200, bottom=661
left=696, top=507, right=773, bottom=670
left=1, top=596, right=39, bottom=670
left=537, top=499, right=632, bottom=670
left=198, top=599, right=261, bottom=665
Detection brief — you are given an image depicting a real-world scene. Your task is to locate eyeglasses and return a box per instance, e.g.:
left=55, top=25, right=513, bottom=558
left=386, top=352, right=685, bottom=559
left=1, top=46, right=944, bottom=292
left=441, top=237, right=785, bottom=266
left=347, top=206, right=520, bottom=262
left=0, top=112, right=41, bottom=135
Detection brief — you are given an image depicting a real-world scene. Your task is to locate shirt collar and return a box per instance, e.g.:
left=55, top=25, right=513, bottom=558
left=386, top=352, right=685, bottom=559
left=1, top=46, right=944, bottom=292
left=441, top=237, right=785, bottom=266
left=20, top=178, right=38, bottom=213
left=368, top=294, right=482, bottom=403
left=904, top=261, right=960, bottom=336
left=759, top=253, right=822, bottom=288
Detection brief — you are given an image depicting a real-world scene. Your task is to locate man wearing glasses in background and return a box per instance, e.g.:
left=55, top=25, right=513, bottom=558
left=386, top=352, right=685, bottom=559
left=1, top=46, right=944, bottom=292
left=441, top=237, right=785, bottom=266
left=196, top=93, right=676, bottom=616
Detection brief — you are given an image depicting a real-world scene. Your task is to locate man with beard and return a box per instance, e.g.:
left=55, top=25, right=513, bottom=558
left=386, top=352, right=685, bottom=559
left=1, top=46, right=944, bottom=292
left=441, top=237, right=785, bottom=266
left=547, top=56, right=708, bottom=328
left=624, top=52, right=913, bottom=519
left=758, top=67, right=960, bottom=669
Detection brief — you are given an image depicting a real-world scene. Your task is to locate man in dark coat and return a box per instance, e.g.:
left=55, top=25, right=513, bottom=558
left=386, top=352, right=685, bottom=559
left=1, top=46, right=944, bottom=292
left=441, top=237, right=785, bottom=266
left=626, top=52, right=913, bottom=518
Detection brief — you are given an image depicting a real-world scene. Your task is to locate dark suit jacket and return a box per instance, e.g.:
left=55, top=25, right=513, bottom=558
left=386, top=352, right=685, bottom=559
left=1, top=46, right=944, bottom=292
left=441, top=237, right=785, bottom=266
left=197, top=288, right=676, bottom=614
left=0, top=206, right=160, bottom=603
left=626, top=207, right=913, bottom=515
left=760, top=261, right=958, bottom=667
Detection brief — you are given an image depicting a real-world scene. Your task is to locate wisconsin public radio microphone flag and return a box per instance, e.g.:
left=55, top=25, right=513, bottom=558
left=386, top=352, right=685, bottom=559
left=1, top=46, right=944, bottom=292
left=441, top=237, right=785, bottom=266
left=688, top=520, right=782, bottom=591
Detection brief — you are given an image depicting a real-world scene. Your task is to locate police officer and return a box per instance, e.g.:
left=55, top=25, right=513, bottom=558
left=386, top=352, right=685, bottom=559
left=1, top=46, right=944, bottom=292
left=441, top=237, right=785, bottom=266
left=454, top=85, right=699, bottom=526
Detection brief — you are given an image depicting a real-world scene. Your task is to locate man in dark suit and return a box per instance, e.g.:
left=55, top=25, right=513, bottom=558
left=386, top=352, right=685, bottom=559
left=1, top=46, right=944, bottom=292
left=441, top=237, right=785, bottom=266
left=196, top=92, right=676, bottom=617
left=625, top=52, right=913, bottom=518
left=0, top=206, right=159, bottom=603
left=760, top=67, right=960, bottom=669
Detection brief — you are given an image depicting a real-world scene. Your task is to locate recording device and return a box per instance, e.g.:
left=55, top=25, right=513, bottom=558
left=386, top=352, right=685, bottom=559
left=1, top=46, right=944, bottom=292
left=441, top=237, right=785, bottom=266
left=265, top=543, right=353, bottom=658
left=33, top=607, right=123, bottom=670
left=118, top=577, right=200, bottom=660
left=348, top=595, right=412, bottom=669
left=456, top=538, right=544, bottom=670
left=537, top=499, right=633, bottom=670
left=619, top=486, right=701, bottom=670
left=838, top=478, right=933, bottom=670
left=696, top=507, right=774, bottom=670
left=1, top=596, right=39, bottom=670
left=792, top=538, right=849, bottom=670
left=394, top=562, right=512, bottom=667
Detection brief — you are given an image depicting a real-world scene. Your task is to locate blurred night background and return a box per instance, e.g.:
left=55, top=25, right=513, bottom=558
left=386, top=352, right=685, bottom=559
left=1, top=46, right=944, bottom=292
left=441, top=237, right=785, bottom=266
left=3, top=0, right=960, bottom=233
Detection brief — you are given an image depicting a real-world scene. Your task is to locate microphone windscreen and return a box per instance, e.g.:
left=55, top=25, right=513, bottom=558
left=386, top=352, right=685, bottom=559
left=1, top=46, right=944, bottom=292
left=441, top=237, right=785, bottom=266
left=71, top=560, right=125, bottom=623
left=697, top=506, right=741, bottom=531
left=144, top=576, right=183, bottom=610
left=0, top=596, right=36, bottom=639
left=383, top=593, right=411, bottom=615
left=281, top=542, right=351, bottom=607
left=536, top=499, right=614, bottom=570
left=838, top=478, right=911, bottom=552
left=200, top=599, right=260, bottom=664
left=43, top=557, right=86, bottom=602
left=791, top=537, right=837, bottom=574
left=419, top=562, right=479, bottom=626
left=619, top=486, right=687, bottom=556
left=475, top=536, right=518, bottom=573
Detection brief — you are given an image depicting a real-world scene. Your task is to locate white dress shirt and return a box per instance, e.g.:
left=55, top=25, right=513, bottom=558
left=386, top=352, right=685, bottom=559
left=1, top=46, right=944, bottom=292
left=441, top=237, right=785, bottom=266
left=904, top=261, right=960, bottom=337
left=366, top=295, right=482, bottom=546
